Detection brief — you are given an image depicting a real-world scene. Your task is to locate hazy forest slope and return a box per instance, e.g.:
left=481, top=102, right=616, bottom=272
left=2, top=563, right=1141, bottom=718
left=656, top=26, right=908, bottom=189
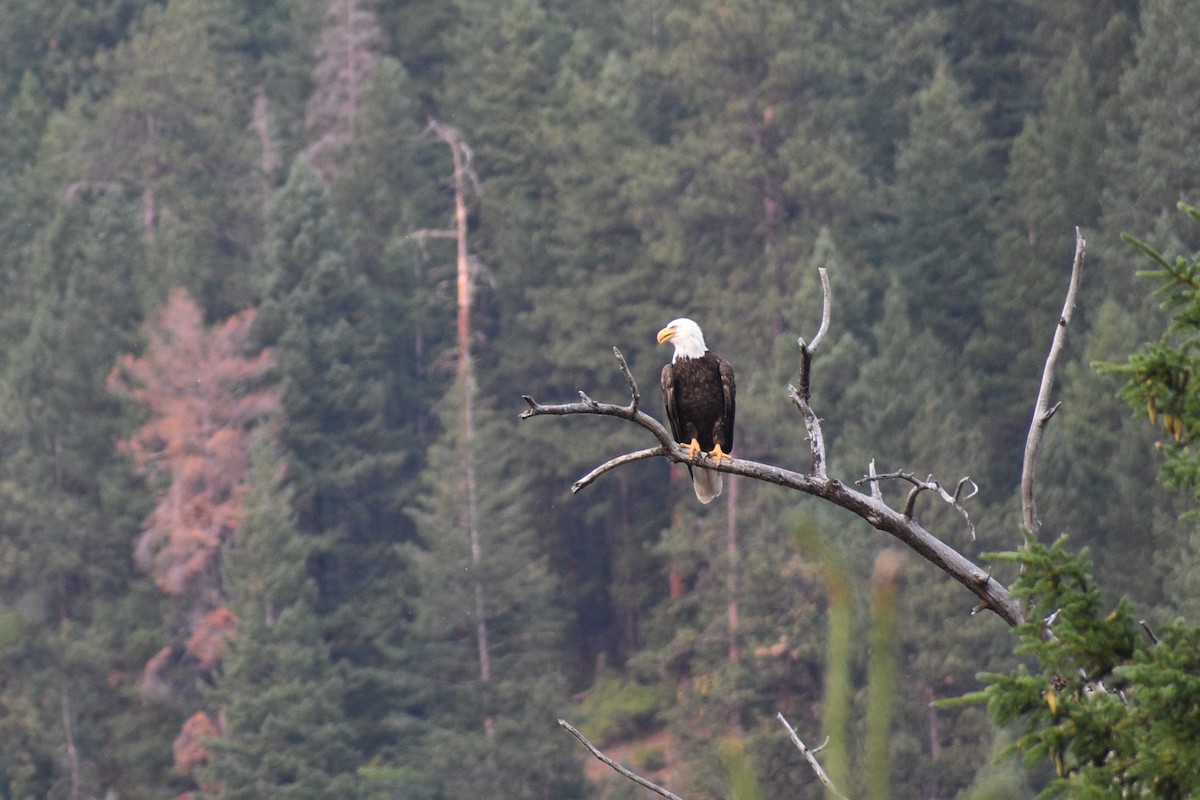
left=0, top=0, right=1198, bottom=797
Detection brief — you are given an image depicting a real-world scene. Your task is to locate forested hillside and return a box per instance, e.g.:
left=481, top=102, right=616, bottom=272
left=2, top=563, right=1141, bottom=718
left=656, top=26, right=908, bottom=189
left=0, top=0, right=1197, bottom=797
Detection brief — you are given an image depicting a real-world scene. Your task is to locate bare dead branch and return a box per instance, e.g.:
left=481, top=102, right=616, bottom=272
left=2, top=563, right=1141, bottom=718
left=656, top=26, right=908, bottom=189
left=403, top=228, right=457, bottom=264
left=572, top=447, right=664, bottom=493
left=521, top=351, right=1022, bottom=626
left=1021, top=228, right=1085, bottom=538
left=613, top=346, right=640, bottom=415
left=953, top=476, right=978, bottom=504
left=777, top=713, right=850, bottom=800
left=789, top=385, right=827, bottom=478
left=791, top=267, right=832, bottom=476
left=857, top=471, right=978, bottom=540
left=795, top=267, right=832, bottom=402
left=799, top=267, right=832, bottom=355
left=558, top=719, right=686, bottom=800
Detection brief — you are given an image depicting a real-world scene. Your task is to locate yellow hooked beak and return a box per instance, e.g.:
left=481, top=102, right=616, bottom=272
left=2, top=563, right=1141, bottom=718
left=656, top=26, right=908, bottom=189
left=656, top=325, right=676, bottom=344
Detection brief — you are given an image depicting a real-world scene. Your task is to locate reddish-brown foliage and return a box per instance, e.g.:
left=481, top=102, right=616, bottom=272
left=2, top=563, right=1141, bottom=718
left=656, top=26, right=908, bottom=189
left=108, top=287, right=277, bottom=597
left=186, top=604, right=238, bottom=670
left=173, top=710, right=220, bottom=775
left=112, top=288, right=277, bottom=732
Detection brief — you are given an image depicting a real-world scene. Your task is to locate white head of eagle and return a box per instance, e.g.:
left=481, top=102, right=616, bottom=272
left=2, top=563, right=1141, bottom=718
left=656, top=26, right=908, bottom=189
left=656, top=318, right=736, bottom=504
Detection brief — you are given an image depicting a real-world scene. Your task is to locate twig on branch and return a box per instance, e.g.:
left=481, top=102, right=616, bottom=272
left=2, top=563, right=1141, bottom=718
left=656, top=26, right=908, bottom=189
left=1021, top=228, right=1085, bottom=539
left=521, top=350, right=1022, bottom=626
left=867, top=459, right=883, bottom=502
left=856, top=471, right=978, bottom=540
left=558, top=719, right=686, bottom=800
left=777, top=713, right=850, bottom=800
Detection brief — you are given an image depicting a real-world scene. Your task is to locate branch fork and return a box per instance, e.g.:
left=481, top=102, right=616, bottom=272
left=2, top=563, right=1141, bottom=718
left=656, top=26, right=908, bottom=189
left=790, top=267, right=832, bottom=478
left=856, top=471, right=979, bottom=539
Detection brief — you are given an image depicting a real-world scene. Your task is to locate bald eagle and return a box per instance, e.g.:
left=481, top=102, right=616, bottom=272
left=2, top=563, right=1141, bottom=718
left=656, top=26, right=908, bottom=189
left=657, top=318, right=736, bottom=504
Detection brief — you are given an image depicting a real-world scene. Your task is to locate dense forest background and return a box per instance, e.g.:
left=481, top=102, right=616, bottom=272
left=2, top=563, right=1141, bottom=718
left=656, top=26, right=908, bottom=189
left=0, top=0, right=1198, bottom=797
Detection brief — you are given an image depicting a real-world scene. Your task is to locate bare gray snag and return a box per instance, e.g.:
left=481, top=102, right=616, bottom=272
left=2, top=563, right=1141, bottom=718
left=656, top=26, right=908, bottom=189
left=1021, top=228, right=1086, bottom=539
left=305, top=0, right=383, bottom=174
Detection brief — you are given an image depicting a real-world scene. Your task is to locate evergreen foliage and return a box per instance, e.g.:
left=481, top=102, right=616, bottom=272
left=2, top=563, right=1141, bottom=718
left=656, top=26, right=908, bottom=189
left=0, top=0, right=1195, bottom=795
left=198, top=434, right=362, bottom=799
left=890, top=59, right=997, bottom=343
left=963, top=536, right=1200, bottom=797
left=255, top=155, right=416, bottom=763
left=0, top=187, right=172, bottom=797
left=1103, top=205, right=1200, bottom=497
left=404, top=380, right=586, bottom=798
left=257, top=156, right=403, bottom=557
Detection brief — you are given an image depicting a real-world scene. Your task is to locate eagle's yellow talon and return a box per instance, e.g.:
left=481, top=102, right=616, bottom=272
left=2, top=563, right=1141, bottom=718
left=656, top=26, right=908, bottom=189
left=708, top=443, right=732, bottom=466
left=685, top=438, right=703, bottom=462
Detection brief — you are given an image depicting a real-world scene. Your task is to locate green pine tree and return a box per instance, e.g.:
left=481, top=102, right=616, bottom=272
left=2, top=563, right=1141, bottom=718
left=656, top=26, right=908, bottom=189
left=198, top=433, right=362, bottom=799
left=971, top=50, right=1106, bottom=491
left=331, top=56, right=454, bottom=436
left=890, top=58, right=998, bottom=344
left=255, top=155, right=416, bottom=763
left=51, top=0, right=262, bottom=315
left=0, top=187, right=180, bottom=798
left=404, top=380, right=586, bottom=799
left=1100, top=0, right=1200, bottom=265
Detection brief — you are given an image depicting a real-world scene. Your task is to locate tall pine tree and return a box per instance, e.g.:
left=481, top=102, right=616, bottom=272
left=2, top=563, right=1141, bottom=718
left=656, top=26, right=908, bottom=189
left=199, top=433, right=361, bottom=799
left=255, top=156, right=411, bottom=760
left=404, top=383, right=585, bottom=799
left=0, top=187, right=179, bottom=798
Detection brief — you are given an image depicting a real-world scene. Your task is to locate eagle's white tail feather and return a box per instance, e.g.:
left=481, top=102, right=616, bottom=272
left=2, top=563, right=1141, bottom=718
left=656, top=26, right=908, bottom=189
left=692, top=467, right=723, bottom=504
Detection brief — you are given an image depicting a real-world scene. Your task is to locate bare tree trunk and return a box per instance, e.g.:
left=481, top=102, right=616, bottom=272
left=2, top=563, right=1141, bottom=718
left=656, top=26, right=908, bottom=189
left=432, top=122, right=492, bottom=736
left=253, top=91, right=282, bottom=192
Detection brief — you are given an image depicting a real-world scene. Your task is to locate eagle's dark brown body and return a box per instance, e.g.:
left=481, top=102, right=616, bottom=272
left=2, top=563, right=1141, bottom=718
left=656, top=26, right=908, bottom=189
left=661, top=353, right=736, bottom=457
